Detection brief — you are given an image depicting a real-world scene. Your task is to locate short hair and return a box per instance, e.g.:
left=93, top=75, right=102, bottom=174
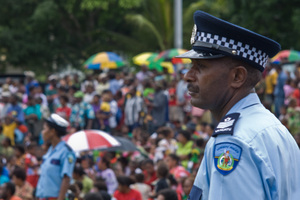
left=14, top=145, right=25, bottom=154
left=84, top=192, right=103, bottom=200
left=73, top=165, right=85, bottom=176
left=134, top=173, right=145, bottom=182
left=12, top=167, right=26, bottom=181
left=178, top=130, right=191, bottom=141
left=229, top=58, right=262, bottom=88
left=59, top=94, right=69, bottom=103
left=157, top=162, right=169, bottom=178
left=117, top=176, right=134, bottom=186
left=94, top=181, right=108, bottom=192
left=158, top=188, right=178, bottom=200
left=5, top=182, right=16, bottom=196
left=143, top=159, right=154, bottom=166
left=167, top=154, right=180, bottom=165
left=156, top=127, right=173, bottom=137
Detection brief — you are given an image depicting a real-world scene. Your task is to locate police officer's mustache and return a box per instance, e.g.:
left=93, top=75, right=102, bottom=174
left=187, top=84, right=200, bottom=93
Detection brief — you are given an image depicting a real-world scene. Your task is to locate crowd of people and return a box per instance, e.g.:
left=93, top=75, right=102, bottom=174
left=0, top=59, right=299, bottom=200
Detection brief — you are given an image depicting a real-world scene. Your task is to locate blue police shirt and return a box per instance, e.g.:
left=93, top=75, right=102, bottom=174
left=36, top=141, right=76, bottom=198
left=189, top=93, right=300, bottom=200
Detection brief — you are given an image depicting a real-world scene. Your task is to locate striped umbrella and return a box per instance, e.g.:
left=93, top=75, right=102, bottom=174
left=62, top=130, right=120, bottom=152
left=84, top=52, right=125, bottom=70
left=155, top=48, right=191, bottom=64
left=132, top=52, right=158, bottom=66
left=272, top=50, right=300, bottom=63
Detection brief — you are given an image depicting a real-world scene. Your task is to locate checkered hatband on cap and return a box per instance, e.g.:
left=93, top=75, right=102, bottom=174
left=195, top=32, right=269, bottom=68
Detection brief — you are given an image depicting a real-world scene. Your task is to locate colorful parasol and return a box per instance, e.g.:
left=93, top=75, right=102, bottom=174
left=62, top=130, right=120, bottom=152
left=84, top=52, right=125, bottom=70
left=132, top=52, right=158, bottom=66
left=155, top=48, right=191, bottom=64
left=272, top=50, right=300, bottom=63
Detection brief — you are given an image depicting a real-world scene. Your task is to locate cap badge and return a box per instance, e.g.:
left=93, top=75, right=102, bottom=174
left=190, top=24, right=197, bottom=45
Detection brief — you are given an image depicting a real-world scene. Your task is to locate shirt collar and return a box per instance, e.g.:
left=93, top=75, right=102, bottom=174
left=226, top=93, right=261, bottom=115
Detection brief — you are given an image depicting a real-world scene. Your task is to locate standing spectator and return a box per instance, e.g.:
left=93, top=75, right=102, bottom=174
left=113, top=176, right=142, bottom=200
left=35, top=114, right=76, bottom=200
left=151, top=162, right=169, bottom=198
left=2, top=116, right=17, bottom=146
left=24, top=142, right=39, bottom=188
left=0, top=138, right=14, bottom=158
left=264, top=64, right=278, bottom=109
left=165, top=154, right=189, bottom=183
left=45, top=75, right=58, bottom=113
left=56, top=95, right=71, bottom=122
left=182, top=177, right=194, bottom=200
left=0, top=92, right=11, bottom=121
left=147, top=81, right=168, bottom=133
left=274, top=64, right=287, bottom=117
left=130, top=171, right=151, bottom=200
left=124, top=87, right=145, bottom=132
left=34, top=85, right=48, bottom=107
left=24, top=95, right=42, bottom=141
left=108, top=72, right=121, bottom=95
left=136, top=65, right=153, bottom=83
left=96, top=156, right=118, bottom=196
left=0, top=182, right=22, bottom=200
left=176, top=70, right=188, bottom=123
left=24, top=71, right=39, bottom=96
left=96, top=73, right=109, bottom=96
left=0, top=165, right=9, bottom=186
left=70, top=91, right=95, bottom=130
left=6, top=94, right=24, bottom=125
left=11, top=168, right=33, bottom=200
left=83, top=82, right=96, bottom=104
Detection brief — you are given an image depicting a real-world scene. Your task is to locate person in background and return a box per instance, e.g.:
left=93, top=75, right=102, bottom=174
left=56, top=94, right=71, bottom=122
left=113, top=176, right=142, bottom=200
left=35, top=114, right=76, bottom=200
left=96, top=155, right=118, bottom=196
left=150, top=162, right=169, bottom=198
left=72, top=165, right=93, bottom=195
left=142, top=159, right=157, bottom=188
left=108, top=72, right=120, bottom=96
left=176, top=130, right=193, bottom=168
left=84, top=192, right=103, bottom=200
left=182, top=177, right=194, bottom=200
left=24, top=142, right=39, bottom=188
left=2, top=116, right=17, bottom=146
left=11, top=167, right=33, bottom=200
left=96, top=73, right=109, bottom=96
left=92, top=179, right=111, bottom=200
left=0, top=138, right=14, bottom=158
left=157, top=188, right=179, bottom=200
left=0, top=182, right=22, bottom=200
left=273, top=64, right=288, bottom=117
left=24, top=95, right=42, bottom=141
left=130, top=170, right=151, bottom=200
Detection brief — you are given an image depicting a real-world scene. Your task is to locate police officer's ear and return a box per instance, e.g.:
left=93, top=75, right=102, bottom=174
left=229, top=66, right=248, bottom=89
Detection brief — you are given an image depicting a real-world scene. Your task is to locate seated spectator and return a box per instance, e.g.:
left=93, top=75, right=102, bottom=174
left=0, top=138, right=14, bottom=158
left=113, top=176, right=142, bottom=200
left=56, top=94, right=71, bottom=121
left=92, top=179, right=111, bottom=200
left=0, top=182, right=22, bottom=200
left=182, top=177, right=194, bottom=200
left=151, top=162, right=169, bottom=198
left=130, top=170, right=151, bottom=200
left=157, top=188, right=179, bottom=200
left=72, top=165, right=93, bottom=194
left=11, top=167, right=33, bottom=200
left=142, top=159, right=157, bottom=187
left=176, top=130, right=193, bottom=168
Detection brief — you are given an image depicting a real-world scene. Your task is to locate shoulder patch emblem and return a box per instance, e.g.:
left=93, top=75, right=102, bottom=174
left=214, top=142, right=242, bottom=175
left=68, top=153, right=74, bottom=164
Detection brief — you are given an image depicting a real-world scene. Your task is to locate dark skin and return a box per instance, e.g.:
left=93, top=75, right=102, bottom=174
left=184, top=57, right=253, bottom=121
left=42, top=123, right=70, bottom=200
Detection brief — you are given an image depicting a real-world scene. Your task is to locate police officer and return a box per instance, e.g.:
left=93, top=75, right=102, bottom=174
left=36, top=114, right=76, bottom=200
left=177, top=11, right=300, bottom=200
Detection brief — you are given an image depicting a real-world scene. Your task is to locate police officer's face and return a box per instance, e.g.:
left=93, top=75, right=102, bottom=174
left=42, top=123, right=55, bottom=142
left=184, top=58, right=232, bottom=110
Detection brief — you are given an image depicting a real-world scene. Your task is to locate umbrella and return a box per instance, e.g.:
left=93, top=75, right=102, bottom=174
left=84, top=52, right=125, bottom=70
left=62, top=130, right=120, bottom=152
left=148, top=61, right=174, bottom=73
left=155, top=48, right=191, bottom=64
left=102, top=136, right=139, bottom=152
left=272, top=50, right=300, bottom=63
left=132, top=52, right=158, bottom=66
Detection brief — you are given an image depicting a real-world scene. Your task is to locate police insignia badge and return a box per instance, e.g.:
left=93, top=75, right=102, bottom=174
left=68, top=154, right=74, bottom=164
left=190, top=24, right=197, bottom=45
left=214, top=142, right=242, bottom=175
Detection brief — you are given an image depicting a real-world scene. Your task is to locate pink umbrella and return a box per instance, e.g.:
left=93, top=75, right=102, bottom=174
left=63, top=130, right=120, bottom=152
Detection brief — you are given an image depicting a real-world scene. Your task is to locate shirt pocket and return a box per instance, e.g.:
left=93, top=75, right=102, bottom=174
left=188, top=185, right=202, bottom=200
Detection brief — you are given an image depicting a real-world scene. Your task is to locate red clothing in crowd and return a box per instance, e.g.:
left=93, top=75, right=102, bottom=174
left=55, top=106, right=71, bottom=121
left=113, top=189, right=142, bottom=200
left=143, top=170, right=157, bottom=186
